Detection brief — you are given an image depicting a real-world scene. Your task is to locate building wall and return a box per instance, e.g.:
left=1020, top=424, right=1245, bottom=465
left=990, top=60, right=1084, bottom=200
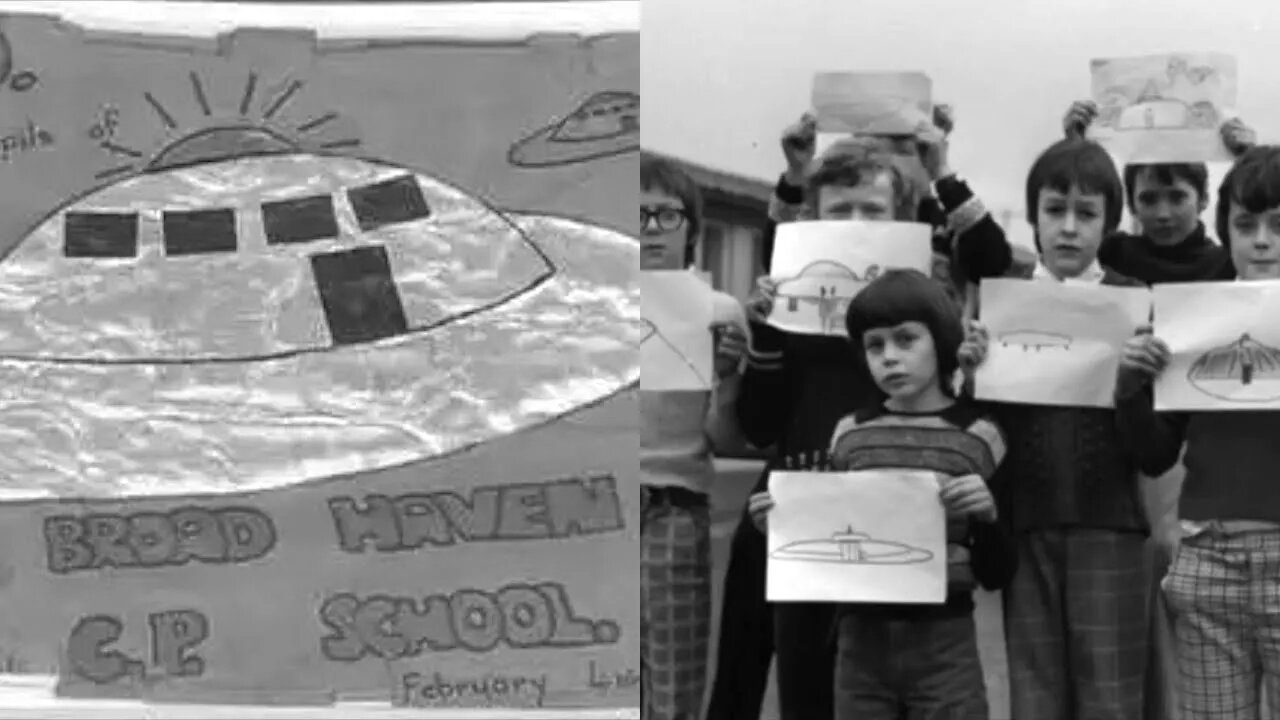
left=694, top=195, right=770, bottom=301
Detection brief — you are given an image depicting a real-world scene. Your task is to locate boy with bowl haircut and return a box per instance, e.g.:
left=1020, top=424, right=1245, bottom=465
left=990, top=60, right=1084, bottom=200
left=969, top=137, right=1153, bottom=720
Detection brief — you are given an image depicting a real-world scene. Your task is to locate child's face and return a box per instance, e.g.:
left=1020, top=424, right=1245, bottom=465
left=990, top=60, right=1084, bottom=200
left=641, top=187, right=691, bottom=270
left=1036, top=186, right=1106, bottom=278
left=817, top=171, right=896, bottom=221
left=1226, top=202, right=1280, bottom=280
left=862, top=321, right=939, bottom=402
left=1131, top=168, right=1205, bottom=246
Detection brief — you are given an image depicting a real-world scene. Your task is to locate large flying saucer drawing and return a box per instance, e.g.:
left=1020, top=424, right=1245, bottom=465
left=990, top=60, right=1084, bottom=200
left=770, top=526, right=933, bottom=565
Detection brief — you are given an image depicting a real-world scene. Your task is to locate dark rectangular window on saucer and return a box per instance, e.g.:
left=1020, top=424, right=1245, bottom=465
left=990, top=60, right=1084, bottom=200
left=347, top=175, right=430, bottom=232
left=262, top=194, right=339, bottom=245
left=64, top=212, right=139, bottom=258
left=163, top=209, right=237, bottom=256
left=310, top=245, right=409, bottom=345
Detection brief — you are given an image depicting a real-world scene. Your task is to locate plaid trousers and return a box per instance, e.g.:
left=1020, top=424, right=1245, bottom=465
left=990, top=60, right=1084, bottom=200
left=1003, top=528, right=1151, bottom=720
left=641, top=486, right=713, bottom=720
left=1162, top=525, right=1280, bottom=720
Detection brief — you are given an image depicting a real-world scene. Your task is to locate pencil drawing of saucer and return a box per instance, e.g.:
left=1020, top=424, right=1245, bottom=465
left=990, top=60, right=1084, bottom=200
left=508, top=91, right=639, bottom=168
left=1187, top=332, right=1280, bottom=402
left=770, top=528, right=933, bottom=565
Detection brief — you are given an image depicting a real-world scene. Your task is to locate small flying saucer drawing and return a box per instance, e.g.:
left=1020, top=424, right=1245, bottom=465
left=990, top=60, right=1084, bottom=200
left=775, top=261, right=873, bottom=335
left=998, top=330, right=1072, bottom=351
left=1187, top=332, right=1280, bottom=402
left=770, top=525, right=933, bottom=565
left=508, top=90, right=639, bottom=168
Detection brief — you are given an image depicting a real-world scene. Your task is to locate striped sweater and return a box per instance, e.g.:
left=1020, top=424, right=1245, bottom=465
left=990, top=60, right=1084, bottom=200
left=827, top=401, right=1016, bottom=617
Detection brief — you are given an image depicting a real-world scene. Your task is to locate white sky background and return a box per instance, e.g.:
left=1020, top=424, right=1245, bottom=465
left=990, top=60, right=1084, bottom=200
left=642, top=0, right=1280, bottom=248
left=0, top=1, right=638, bottom=37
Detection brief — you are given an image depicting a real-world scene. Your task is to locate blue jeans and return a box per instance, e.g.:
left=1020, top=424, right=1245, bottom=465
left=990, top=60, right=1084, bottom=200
left=835, top=611, right=987, bottom=720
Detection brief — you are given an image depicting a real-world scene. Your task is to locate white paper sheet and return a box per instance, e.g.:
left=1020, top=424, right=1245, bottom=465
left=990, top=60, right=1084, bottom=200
left=766, top=469, right=947, bottom=604
left=640, top=270, right=713, bottom=391
left=812, top=72, right=931, bottom=158
left=975, top=279, right=1152, bottom=408
left=767, top=221, right=933, bottom=337
left=1088, top=52, right=1237, bottom=163
left=812, top=71, right=932, bottom=137
left=1154, top=280, right=1280, bottom=410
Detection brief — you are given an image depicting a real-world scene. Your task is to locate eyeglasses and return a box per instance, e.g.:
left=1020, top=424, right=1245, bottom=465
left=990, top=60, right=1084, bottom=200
left=641, top=205, right=688, bottom=233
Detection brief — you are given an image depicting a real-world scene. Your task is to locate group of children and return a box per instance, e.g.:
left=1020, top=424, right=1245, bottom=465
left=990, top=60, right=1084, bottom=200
left=639, top=95, right=1279, bottom=720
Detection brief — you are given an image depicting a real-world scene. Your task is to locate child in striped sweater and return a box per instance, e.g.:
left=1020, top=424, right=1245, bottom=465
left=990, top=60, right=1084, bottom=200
left=750, top=269, right=1014, bottom=718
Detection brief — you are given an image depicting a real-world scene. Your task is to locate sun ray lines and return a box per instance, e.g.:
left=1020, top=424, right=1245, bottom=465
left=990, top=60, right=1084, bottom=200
left=319, top=138, right=362, bottom=150
left=262, top=79, right=304, bottom=121
left=99, top=142, right=144, bottom=159
left=190, top=71, right=211, bottom=117
left=142, top=92, right=178, bottom=130
left=297, top=111, right=338, bottom=134
left=94, top=164, right=135, bottom=181
left=239, top=72, right=258, bottom=117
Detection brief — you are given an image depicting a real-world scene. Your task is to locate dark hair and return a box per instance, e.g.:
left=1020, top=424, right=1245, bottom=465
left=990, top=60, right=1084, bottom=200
left=1123, top=163, right=1209, bottom=212
left=640, top=153, right=703, bottom=265
left=1025, top=138, right=1124, bottom=248
left=805, top=137, right=922, bottom=221
left=845, top=268, right=963, bottom=399
left=1216, top=145, right=1280, bottom=250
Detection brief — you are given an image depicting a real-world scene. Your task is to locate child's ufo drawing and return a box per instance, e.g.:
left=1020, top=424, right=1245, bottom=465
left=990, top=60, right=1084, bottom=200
left=508, top=91, right=639, bottom=168
left=773, top=260, right=874, bottom=336
left=770, top=526, right=933, bottom=565
left=998, top=330, right=1073, bottom=351
left=1187, top=333, right=1280, bottom=402
left=0, top=151, right=641, bottom=498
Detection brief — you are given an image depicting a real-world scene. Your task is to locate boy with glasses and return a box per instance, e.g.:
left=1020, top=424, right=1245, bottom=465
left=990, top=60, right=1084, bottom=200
left=640, top=154, right=749, bottom=720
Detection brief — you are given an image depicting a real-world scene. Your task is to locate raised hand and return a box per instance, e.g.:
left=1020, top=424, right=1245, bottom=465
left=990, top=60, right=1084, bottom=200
left=781, top=113, right=817, bottom=184
left=1063, top=100, right=1099, bottom=139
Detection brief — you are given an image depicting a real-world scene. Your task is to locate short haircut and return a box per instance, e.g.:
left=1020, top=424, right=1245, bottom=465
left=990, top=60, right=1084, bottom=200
left=640, top=154, right=703, bottom=265
left=805, top=137, right=923, bottom=222
left=1123, top=163, right=1209, bottom=211
left=1215, top=145, right=1280, bottom=249
left=1025, top=138, right=1124, bottom=237
left=845, top=268, right=964, bottom=399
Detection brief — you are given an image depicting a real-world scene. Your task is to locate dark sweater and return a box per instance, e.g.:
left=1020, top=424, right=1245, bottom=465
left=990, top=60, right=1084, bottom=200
left=1098, top=223, right=1234, bottom=285
left=985, top=267, right=1151, bottom=534
left=1115, top=390, right=1280, bottom=524
left=828, top=401, right=1017, bottom=618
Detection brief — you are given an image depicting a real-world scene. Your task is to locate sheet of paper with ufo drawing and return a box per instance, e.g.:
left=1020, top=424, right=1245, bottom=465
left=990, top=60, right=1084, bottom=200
left=1088, top=52, right=1236, bottom=164
left=641, top=270, right=713, bottom=391
left=811, top=71, right=932, bottom=158
left=767, top=469, right=947, bottom=603
left=1153, top=281, right=1280, bottom=411
left=976, top=279, right=1151, bottom=408
left=767, top=220, right=932, bottom=337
